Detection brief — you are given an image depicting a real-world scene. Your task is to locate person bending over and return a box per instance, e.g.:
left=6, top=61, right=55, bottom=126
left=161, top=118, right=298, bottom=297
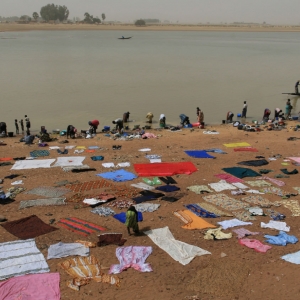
left=179, top=114, right=190, bottom=126
left=159, top=114, right=166, bottom=128
left=227, top=111, right=234, bottom=123
left=112, top=118, right=124, bottom=133
left=88, top=120, right=99, bottom=134
left=146, top=112, right=154, bottom=124
left=123, top=112, right=130, bottom=123
left=67, top=125, right=77, bottom=139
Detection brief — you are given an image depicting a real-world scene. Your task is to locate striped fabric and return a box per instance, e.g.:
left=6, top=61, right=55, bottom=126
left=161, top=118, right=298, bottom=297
left=58, top=217, right=106, bottom=236
left=0, top=239, right=49, bottom=280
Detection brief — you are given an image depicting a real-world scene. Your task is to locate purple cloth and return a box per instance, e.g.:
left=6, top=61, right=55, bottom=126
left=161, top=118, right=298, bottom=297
left=109, top=246, right=153, bottom=274
left=233, top=228, right=260, bottom=239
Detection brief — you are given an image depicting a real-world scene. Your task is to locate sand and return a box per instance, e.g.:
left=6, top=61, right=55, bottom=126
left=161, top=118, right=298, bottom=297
left=2, top=22, right=300, bottom=33
left=0, top=122, right=300, bottom=299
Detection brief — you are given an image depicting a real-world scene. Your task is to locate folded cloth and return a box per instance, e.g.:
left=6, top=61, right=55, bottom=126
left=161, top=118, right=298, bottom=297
left=261, top=220, right=290, bottom=232
left=217, top=218, right=252, bottom=230
left=204, top=227, right=232, bottom=240
left=117, top=162, right=130, bottom=167
left=222, top=167, right=260, bottom=178
left=264, top=231, right=298, bottom=246
left=187, top=185, right=214, bottom=194
left=184, top=150, right=216, bottom=159
left=204, top=148, right=227, bottom=154
left=239, top=238, right=272, bottom=253
left=47, top=242, right=90, bottom=259
left=102, top=162, right=115, bottom=168
left=281, top=251, right=300, bottom=264
left=91, top=156, right=104, bottom=161
left=208, top=180, right=237, bottom=192
left=97, top=233, right=127, bottom=247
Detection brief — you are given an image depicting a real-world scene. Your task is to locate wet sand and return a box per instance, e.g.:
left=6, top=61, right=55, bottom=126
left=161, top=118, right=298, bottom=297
left=1, top=23, right=300, bottom=33
left=0, top=122, right=300, bottom=299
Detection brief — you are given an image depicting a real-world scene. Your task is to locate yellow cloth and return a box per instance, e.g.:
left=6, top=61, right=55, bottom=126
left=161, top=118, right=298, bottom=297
left=223, top=142, right=251, bottom=148
left=204, top=227, right=232, bottom=240
left=173, top=210, right=216, bottom=230
left=76, top=146, right=86, bottom=149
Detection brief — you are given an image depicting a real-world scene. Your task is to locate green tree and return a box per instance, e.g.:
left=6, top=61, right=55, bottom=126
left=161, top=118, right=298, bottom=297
left=84, top=12, right=92, bottom=23
left=57, top=5, right=69, bottom=21
left=40, top=4, right=58, bottom=22
left=32, top=12, right=39, bottom=21
left=93, top=17, right=101, bottom=24
left=135, top=19, right=146, bottom=26
left=20, top=15, right=27, bottom=21
left=101, top=13, right=106, bottom=23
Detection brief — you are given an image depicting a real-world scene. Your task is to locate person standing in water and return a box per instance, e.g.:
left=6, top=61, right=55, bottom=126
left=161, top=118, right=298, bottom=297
left=242, top=101, right=248, bottom=118
left=19, top=119, right=24, bottom=133
left=14, top=119, right=19, bottom=134
left=295, top=80, right=300, bottom=94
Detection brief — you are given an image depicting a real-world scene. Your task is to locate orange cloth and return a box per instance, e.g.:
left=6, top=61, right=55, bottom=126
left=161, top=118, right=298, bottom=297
left=173, top=210, right=216, bottom=230
left=0, top=157, right=13, bottom=161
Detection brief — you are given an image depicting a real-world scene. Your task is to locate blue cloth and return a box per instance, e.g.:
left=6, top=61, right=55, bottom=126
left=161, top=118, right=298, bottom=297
left=185, top=150, right=215, bottom=159
left=265, top=231, right=298, bottom=246
left=96, top=169, right=137, bottom=182
left=185, top=204, right=219, bottom=218
left=113, top=212, right=143, bottom=223
left=155, top=185, right=180, bottom=192
left=222, top=167, right=260, bottom=178
left=282, top=251, right=300, bottom=264
left=132, top=195, right=156, bottom=204
left=204, top=148, right=227, bottom=154
left=91, top=156, right=104, bottom=161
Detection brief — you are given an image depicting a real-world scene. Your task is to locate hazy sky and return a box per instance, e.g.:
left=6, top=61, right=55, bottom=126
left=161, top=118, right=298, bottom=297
left=1, top=0, right=300, bottom=24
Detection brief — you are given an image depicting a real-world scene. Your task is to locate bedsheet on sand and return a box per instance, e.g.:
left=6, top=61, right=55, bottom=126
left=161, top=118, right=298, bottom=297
left=134, top=162, right=197, bottom=176
left=11, top=159, right=55, bottom=170
left=184, top=150, right=215, bottom=159
left=223, top=142, right=251, bottom=148
left=52, top=156, right=85, bottom=167
left=144, top=226, right=211, bottom=265
left=203, top=194, right=249, bottom=211
left=222, top=167, right=260, bottom=179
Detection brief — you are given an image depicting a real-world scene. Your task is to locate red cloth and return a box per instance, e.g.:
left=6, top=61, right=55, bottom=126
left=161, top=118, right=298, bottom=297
left=134, top=162, right=197, bottom=176
left=214, top=173, right=244, bottom=183
left=90, top=120, right=99, bottom=127
left=0, top=157, right=13, bottom=161
left=234, top=147, right=258, bottom=152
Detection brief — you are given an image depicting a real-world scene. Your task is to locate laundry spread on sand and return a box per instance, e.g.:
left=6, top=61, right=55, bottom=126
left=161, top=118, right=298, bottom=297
left=241, top=195, right=273, bottom=207
left=203, top=194, right=249, bottom=211
left=208, top=180, right=237, bottom=192
left=239, top=239, right=272, bottom=253
left=232, top=182, right=249, bottom=189
left=143, top=177, right=162, bottom=186
left=232, top=210, right=256, bottom=222
left=0, top=239, right=50, bottom=280
left=102, top=162, right=115, bottom=168
left=91, top=206, right=116, bottom=216
left=52, top=156, right=85, bottom=167
left=293, top=187, right=300, bottom=193
left=234, top=147, right=258, bottom=152
left=280, top=168, right=299, bottom=175
left=197, top=202, right=233, bottom=217
left=6, top=186, right=25, bottom=199
left=217, top=218, right=252, bottom=229
left=261, top=220, right=290, bottom=232
left=0, top=273, right=60, bottom=300
left=131, top=182, right=155, bottom=190
left=246, top=180, right=272, bottom=187
left=161, top=192, right=186, bottom=203
left=204, top=227, right=232, bottom=240
left=277, top=200, right=300, bottom=217
left=144, top=226, right=211, bottom=265
left=260, top=187, right=288, bottom=197
left=214, top=173, right=244, bottom=183
left=223, top=142, right=251, bottom=148
left=248, top=207, right=264, bottom=215
left=62, top=164, right=92, bottom=172
left=281, top=251, right=300, bottom=264
left=232, top=228, right=260, bottom=239
left=138, top=148, right=151, bottom=152
left=264, top=231, right=298, bottom=246
left=57, top=217, right=106, bottom=236
left=185, top=204, right=219, bottom=218
left=47, top=242, right=90, bottom=259
left=0, top=157, right=13, bottom=161
left=97, top=169, right=137, bottom=182
left=134, top=203, right=160, bottom=212
left=287, top=157, right=300, bottom=163
left=134, top=162, right=197, bottom=176
left=11, top=159, right=56, bottom=170
left=30, top=150, right=50, bottom=157
left=113, top=212, right=143, bottom=223
left=109, top=246, right=153, bottom=274
left=257, top=176, right=285, bottom=187
left=156, top=185, right=180, bottom=192
left=238, top=159, right=269, bottom=167
left=184, top=150, right=216, bottom=159
left=107, top=199, right=135, bottom=209
left=173, top=210, right=216, bottom=230
left=58, top=255, right=120, bottom=291
left=91, top=156, right=104, bottom=161
left=204, top=148, right=227, bottom=154
left=1, top=215, right=58, bottom=239
left=19, top=197, right=66, bottom=209
left=97, top=233, right=127, bottom=247
left=26, top=186, right=71, bottom=198
left=222, top=167, right=260, bottom=179
left=187, top=185, right=214, bottom=194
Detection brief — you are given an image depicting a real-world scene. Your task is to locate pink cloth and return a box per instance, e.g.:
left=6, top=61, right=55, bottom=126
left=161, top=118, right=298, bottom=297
left=288, top=157, right=300, bottom=163
left=214, top=173, right=244, bottom=183
left=0, top=273, right=60, bottom=300
left=233, top=228, right=260, bottom=239
left=239, top=238, right=272, bottom=253
left=258, top=176, right=285, bottom=187
left=142, top=133, right=157, bottom=139
left=109, top=246, right=153, bottom=274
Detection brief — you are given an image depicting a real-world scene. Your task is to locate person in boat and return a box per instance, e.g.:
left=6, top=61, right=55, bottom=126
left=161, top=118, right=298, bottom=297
left=179, top=114, right=190, bottom=126
left=123, top=112, right=130, bottom=123
left=226, top=111, right=234, bottom=123
left=112, top=118, right=124, bottom=133
left=88, top=119, right=99, bottom=134
left=146, top=112, right=154, bottom=124
left=263, top=108, right=271, bottom=122
left=295, top=80, right=300, bottom=94
left=159, top=114, right=166, bottom=128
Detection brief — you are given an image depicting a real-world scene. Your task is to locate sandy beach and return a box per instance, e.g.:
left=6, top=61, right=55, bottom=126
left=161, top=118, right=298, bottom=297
left=0, top=121, right=300, bottom=299
left=2, top=22, right=300, bottom=33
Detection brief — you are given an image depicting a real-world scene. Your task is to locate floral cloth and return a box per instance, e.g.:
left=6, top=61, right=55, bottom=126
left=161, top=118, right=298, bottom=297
left=278, top=200, right=300, bottom=217
left=203, top=194, right=248, bottom=211
left=245, top=180, right=272, bottom=187
left=187, top=185, right=213, bottom=194
left=197, top=202, right=233, bottom=217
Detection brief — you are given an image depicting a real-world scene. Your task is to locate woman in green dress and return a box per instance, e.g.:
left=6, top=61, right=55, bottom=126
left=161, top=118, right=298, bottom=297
left=126, top=206, right=140, bottom=235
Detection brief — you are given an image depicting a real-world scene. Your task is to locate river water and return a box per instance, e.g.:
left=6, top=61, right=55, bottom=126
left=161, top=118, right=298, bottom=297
left=0, top=30, right=299, bottom=131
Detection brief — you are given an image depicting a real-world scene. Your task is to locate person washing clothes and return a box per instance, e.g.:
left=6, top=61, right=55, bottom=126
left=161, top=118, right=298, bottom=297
left=159, top=114, right=166, bottom=128
left=88, top=120, right=99, bottom=134
left=146, top=112, right=154, bottom=124
left=226, top=111, right=234, bottom=123
left=112, top=118, right=124, bottom=133
left=179, top=114, right=190, bottom=126
left=263, top=108, right=271, bottom=122
left=123, top=112, right=130, bottom=123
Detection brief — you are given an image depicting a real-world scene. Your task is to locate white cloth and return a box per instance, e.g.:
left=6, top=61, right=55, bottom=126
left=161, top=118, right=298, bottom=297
left=117, top=162, right=130, bottom=168
left=144, top=226, right=211, bottom=265
left=261, top=220, right=290, bottom=232
left=11, top=159, right=55, bottom=170
left=150, top=159, right=161, bottom=163
left=139, top=148, right=151, bottom=152
left=74, top=149, right=84, bottom=154
left=232, top=182, right=249, bottom=189
left=52, top=156, right=85, bottom=167
left=0, top=239, right=50, bottom=280
left=246, top=189, right=265, bottom=194
left=83, top=198, right=101, bottom=205
left=208, top=180, right=237, bottom=192
left=218, top=218, right=252, bottom=230
left=25, top=157, right=36, bottom=160
left=62, top=164, right=90, bottom=172
left=47, top=242, right=89, bottom=259
left=64, top=145, right=75, bottom=149
left=281, top=251, right=300, bottom=264
left=159, top=114, right=165, bottom=120
left=11, top=180, right=23, bottom=185
left=102, top=162, right=115, bottom=168
left=131, top=182, right=155, bottom=190
left=134, top=203, right=160, bottom=212
left=49, top=146, right=60, bottom=150
left=248, top=207, right=264, bottom=216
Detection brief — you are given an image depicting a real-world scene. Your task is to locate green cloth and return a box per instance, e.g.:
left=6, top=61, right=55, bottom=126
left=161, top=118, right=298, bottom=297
left=125, top=211, right=139, bottom=232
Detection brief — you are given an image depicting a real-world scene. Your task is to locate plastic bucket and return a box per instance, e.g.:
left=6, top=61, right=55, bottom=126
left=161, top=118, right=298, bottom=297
left=293, top=116, right=299, bottom=120
left=237, top=113, right=242, bottom=117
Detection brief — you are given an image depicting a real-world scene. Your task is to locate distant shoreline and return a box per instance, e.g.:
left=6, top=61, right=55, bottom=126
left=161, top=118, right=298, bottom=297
left=1, top=23, right=300, bottom=33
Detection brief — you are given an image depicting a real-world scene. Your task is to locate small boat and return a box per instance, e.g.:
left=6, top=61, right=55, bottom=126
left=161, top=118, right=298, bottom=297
left=118, top=37, right=132, bottom=40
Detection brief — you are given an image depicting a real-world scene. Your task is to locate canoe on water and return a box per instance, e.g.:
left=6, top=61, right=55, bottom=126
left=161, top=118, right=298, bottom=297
left=118, top=37, right=132, bottom=40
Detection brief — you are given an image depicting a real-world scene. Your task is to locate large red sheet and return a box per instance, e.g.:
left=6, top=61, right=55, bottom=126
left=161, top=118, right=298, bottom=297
left=134, top=162, right=197, bottom=176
